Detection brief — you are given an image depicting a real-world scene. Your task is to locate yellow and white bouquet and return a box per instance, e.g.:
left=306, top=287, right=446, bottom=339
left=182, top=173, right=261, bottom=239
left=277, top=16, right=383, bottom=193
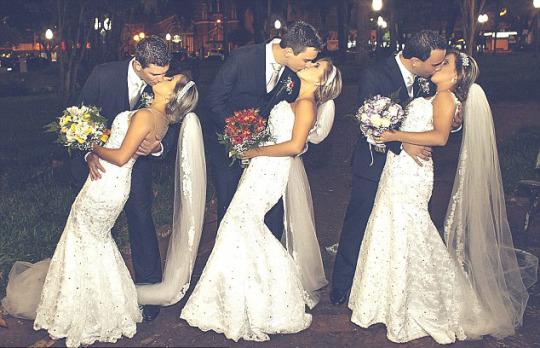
left=45, top=105, right=110, bottom=154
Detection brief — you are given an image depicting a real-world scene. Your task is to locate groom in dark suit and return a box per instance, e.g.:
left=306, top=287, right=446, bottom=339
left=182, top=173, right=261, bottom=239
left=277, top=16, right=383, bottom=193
left=73, top=36, right=176, bottom=321
left=330, top=31, right=451, bottom=305
left=207, top=20, right=323, bottom=240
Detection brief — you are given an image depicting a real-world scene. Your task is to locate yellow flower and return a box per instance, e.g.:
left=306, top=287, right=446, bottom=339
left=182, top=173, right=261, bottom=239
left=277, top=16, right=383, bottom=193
left=75, top=135, right=86, bottom=144
left=100, top=133, right=110, bottom=143
left=70, top=124, right=77, bottom=133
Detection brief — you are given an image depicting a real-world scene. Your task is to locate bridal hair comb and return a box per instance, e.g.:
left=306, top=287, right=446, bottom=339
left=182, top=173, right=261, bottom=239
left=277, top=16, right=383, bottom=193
left=325, top=66, right=337, bottom=87
left=459, top=53, right=470, bottom=68
left=177, top=81, right=195, bottom=101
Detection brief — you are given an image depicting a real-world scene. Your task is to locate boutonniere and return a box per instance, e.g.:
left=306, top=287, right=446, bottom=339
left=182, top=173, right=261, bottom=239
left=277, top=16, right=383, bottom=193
left=284, top=77, right=294, bottom=94
left=416, top=77, right=432, bottom=95
left=139, top=92, right=154, bottom=108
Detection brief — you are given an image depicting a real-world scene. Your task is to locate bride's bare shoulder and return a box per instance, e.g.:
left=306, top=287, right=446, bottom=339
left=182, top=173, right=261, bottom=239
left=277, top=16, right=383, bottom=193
left=292, top=98, right=316, bottom=116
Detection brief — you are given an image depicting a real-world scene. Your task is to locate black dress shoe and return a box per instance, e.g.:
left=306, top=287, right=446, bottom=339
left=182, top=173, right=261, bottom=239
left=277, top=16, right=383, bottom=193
left=330, top=289, right=347, bottom=305
left=142, top=305, right=160, bottom=322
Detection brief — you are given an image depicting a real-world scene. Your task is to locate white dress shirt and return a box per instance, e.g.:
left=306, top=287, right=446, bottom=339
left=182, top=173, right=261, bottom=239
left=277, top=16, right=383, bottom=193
left=265, top=39, right=285, bottom=92
left=395, top=52, right=415, bottom=99
left=128, top=58, right=147, bottom=109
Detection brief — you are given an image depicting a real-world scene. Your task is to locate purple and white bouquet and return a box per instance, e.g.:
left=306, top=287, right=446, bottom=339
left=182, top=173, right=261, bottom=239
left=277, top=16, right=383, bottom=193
left=354, top=95, right=405, bottom=148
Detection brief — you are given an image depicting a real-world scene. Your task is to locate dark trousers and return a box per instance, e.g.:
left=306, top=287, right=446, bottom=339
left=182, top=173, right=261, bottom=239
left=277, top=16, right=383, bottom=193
left=70, top=155, right=162, bottom=285
left=331, top=174, right=379, bottom=293
left=212, top=160, right=284, bottom=241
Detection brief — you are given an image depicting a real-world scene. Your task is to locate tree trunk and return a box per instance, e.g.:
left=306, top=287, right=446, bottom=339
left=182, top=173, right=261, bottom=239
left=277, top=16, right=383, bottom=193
left=460, top=0, right=486, bottom=56
left=338, top=0, right=347, bottom=59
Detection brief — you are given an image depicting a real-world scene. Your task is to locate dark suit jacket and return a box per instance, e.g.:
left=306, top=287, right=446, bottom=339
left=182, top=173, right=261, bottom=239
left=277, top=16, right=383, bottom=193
left=352, top=55, right=410, bottom=181
left=77, top=60, right=178, bottom=159
left=206, top=42, right=300, bottom=169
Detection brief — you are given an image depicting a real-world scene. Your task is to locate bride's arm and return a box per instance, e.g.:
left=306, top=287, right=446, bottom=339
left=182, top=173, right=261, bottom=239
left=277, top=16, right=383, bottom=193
left=91, top=110, right=153, bottom=166
left=242, top=99, right=316, bottom=158
left=379, top=91, right=456, bottom=147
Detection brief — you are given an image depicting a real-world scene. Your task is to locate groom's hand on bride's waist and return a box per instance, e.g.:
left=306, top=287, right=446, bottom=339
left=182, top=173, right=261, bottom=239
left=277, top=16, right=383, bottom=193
left=87, top=153, right=106, bottom=180
left=136, top=135, right=162, bottom=157
left=402, top=143, right=432, bottom=167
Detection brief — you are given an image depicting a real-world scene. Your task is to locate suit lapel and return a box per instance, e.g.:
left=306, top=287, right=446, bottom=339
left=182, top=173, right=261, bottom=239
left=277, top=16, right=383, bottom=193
left=122, top=60, right=131, bottom=111
left=386, top=55, right=410, bottom=105
left=256, top=43, right=267, bottom=96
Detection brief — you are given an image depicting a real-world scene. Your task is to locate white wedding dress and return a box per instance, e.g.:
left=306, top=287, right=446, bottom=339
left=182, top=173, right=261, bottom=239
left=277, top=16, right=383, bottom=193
left=3, top=111, right=143, bottom=347
left=180, top=101, right=315, bottom=342
left=348, top=95, right=494, bottom=344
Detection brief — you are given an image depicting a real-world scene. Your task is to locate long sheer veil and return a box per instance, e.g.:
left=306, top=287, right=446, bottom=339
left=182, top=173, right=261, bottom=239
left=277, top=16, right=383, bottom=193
left=136, top=112, right=206, bottom=305
left=282, top=100, right=335, bottom=306
left=444, top=84, right=538, bottom=337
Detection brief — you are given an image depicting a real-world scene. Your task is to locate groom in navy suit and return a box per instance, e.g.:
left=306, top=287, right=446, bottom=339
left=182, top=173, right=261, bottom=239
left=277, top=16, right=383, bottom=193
left=330, top=31, right=453, bottom=305
left=207, top=20, right=323, bottom=240
left=73, top=36, right=176, bottom=321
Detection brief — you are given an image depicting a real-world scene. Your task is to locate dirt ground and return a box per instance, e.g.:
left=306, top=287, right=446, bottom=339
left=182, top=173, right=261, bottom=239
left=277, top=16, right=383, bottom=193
left=2, top=87, right=540, bottom=347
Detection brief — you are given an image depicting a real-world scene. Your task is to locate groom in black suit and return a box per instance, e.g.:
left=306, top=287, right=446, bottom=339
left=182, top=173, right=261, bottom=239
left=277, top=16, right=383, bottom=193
left=73, top=36, right=176, bottom=321
left=330, top=31, right=451, bottom=305
left=207, top=21, right=323, bottom=240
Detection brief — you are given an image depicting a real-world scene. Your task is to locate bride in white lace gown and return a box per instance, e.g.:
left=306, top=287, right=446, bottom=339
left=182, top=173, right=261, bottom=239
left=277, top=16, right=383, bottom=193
left=348, top=51, right=537, bottom=344
left=180, top=59, right=341, bottom=342
left=1, top=75, right=199, bottom=347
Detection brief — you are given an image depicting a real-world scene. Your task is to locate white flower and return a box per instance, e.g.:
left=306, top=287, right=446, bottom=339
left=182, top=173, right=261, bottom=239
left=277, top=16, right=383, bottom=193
left=380, top=118, right=391, bottom=128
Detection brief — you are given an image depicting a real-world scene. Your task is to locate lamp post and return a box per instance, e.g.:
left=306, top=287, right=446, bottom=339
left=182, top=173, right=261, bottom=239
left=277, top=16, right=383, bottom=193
left=372, top=0, right=383, bottom=12
left=477, top=14, right=488, bottom=52
left=273, top=19, right=282, bottom=38
left=45, top=29, right=53, bottom=61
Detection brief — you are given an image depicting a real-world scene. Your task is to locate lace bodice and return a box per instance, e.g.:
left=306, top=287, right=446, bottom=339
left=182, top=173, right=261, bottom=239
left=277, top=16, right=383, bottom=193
left=103, top=110, right=136, bottom=168
left=401, top=93, right=460, bottom=133
left=400, top=98, right=434, bottom=133
left=267, top=100, right=296, bottom=144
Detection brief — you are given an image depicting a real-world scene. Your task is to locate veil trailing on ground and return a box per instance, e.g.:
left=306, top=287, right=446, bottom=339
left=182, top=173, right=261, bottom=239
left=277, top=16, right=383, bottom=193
left=283, top=100, right=335, bottom=306
left=136, top=112, right=206, bottom=306
left=443, top=84, right=538, bottom=337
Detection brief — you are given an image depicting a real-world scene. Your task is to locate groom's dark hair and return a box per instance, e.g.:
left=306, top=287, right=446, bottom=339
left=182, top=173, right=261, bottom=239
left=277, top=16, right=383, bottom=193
left=135, top=35, right=172, bottom=68
left=402, top=30, right=447, bottom=61
left=280, top=20, right=323, bottom=55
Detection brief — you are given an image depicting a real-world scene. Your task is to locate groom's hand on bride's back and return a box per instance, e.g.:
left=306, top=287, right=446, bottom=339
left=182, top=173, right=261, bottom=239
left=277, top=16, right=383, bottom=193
left=136, top=135, right=162, bottom=156
left=402, top=143, right=432, bottom=167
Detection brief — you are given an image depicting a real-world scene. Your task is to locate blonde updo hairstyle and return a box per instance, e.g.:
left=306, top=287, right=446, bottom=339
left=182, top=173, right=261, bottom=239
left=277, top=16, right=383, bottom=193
left=315, top=57, right=342, bottom=105
left=448, top=49, right=479, bottom=103
left=165, top=76, right=199, bottom=123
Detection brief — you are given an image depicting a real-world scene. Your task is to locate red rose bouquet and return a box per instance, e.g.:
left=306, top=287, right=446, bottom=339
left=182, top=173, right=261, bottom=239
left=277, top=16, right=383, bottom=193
left=217, top=108, right=274, bottom=167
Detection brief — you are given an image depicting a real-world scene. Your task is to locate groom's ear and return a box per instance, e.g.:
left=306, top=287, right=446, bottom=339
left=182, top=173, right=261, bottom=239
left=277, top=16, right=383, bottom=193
left=133, top=60, right=143, bottom=72
left=284, top=47, right=294, bottom=57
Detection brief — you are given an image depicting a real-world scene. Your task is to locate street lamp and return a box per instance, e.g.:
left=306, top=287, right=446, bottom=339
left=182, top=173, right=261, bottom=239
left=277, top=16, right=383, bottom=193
left=165, top=33, right=171, bottom=41
left=133, top=34, right=140, bottom=42
left=45, top=29, right=53, bottom=40
left=372, top=0, right=383, bottom=12
left=478, top=14, right=489, bottom=23
left=274, top=19, right=282, bottom=30
left=44, top=29, right=54, bottom=61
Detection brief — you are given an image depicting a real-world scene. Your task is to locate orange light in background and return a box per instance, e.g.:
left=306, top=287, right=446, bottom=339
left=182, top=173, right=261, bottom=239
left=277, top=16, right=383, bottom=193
left=134, top=34, right=140, bottom=41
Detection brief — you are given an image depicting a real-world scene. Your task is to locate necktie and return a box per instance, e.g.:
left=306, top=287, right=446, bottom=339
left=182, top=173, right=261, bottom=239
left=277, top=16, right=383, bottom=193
left=406, top=75, right=415, bottom=98
left=267, top=63, right=282, bottom=92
